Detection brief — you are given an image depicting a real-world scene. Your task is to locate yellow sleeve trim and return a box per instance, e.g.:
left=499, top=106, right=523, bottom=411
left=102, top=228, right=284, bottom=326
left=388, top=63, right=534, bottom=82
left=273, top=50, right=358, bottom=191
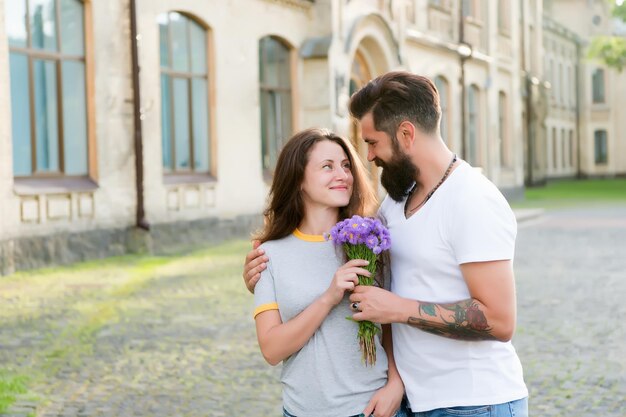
left=293, top=228, right=326, bottom=242
left=254, top=302, right=279, bottom=318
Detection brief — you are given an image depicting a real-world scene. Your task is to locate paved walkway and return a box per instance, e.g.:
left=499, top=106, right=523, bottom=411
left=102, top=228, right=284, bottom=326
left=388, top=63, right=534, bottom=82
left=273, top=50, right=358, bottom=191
left=513, top=203, right=626, bottom=416
left=1, top=203, right=624, bottom=416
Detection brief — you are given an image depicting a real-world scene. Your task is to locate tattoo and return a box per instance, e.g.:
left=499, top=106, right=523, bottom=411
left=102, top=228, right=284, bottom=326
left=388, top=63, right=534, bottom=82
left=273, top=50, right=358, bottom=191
left=408, top=299, right=496, bottom=341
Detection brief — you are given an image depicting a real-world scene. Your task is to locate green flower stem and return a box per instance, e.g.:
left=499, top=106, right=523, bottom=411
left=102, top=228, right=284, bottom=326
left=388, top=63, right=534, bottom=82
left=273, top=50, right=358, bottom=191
left=344, top=244, right=380, bottom=366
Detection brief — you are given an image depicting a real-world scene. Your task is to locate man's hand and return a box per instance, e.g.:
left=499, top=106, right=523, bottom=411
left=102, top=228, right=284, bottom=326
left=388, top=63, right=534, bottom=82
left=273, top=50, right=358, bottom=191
left=243, top=240, right=268, bottom=293
left=349, top=286, right=411, bottom=324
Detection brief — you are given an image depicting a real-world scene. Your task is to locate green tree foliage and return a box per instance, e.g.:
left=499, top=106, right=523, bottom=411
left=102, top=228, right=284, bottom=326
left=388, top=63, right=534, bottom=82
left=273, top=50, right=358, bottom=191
left=588, top=2, right=626, bottom=72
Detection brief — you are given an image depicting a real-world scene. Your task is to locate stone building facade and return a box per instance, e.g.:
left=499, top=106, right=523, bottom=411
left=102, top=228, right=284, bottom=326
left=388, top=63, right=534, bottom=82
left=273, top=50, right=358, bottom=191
left=0, top=0, right=585, bottom=274
left=543, top=0, right=626, bottom=179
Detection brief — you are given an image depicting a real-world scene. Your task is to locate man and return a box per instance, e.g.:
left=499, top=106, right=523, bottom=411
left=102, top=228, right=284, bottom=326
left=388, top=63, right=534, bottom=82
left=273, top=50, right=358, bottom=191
left=243, top=71, right=528, bottom=416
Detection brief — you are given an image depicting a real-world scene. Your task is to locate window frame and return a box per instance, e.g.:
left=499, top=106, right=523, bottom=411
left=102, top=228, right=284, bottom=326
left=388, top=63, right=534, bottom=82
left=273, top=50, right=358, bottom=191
left=158, top=11, right=214, bottom=177
left=258, top=35, right=296, bottom=176
left=592, top=68, right=606, bottom=104
left=498, top=91, right=510, bottom=168
left=498, top=0, right=511, bottom=34
left=594, top=129, right=608, bottom=165
left=8, top=0, right=96, bottom=180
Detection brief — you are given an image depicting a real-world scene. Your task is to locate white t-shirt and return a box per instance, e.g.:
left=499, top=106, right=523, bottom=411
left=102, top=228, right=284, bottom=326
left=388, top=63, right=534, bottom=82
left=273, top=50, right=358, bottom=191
left=380, top=161, right=528, bottom=412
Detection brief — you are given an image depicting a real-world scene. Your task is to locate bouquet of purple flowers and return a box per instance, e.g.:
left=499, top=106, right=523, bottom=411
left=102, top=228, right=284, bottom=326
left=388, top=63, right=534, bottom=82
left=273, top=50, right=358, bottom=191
left=326, top=215, right=391, bottom=366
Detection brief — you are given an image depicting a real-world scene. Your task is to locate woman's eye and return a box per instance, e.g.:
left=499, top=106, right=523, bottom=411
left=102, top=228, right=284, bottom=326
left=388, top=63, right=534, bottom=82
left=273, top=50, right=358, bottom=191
left=322, top=164, right=332, bottom=170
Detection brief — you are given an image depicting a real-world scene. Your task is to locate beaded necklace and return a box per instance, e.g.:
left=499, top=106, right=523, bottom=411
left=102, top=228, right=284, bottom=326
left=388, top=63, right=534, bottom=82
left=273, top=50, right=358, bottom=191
left=404, top=154, right=457, bottom=217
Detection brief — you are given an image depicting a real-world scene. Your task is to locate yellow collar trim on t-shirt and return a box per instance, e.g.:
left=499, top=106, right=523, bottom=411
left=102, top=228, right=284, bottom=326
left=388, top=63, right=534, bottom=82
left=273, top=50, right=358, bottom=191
left=293, top=228, right=326, bottom=242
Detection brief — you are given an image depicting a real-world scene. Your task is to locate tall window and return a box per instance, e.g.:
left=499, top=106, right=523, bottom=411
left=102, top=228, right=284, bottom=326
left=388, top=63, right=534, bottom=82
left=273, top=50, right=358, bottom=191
left=7, top=0, right=88, bottom=177
left=462, top=0, right=474, bottom=17
left=561, top=128, right=567, bottom=168
left=498, top=0, right=510, bottom=32
left=569, top=66, right=575, bottom=108
left=562, top=65, right=570, bottom=107
left=498, top=92, right=510, bottom=167
left=259, top=36, right=293, bottom=173
left=434, top=76, right=449, bottom=144
left=159, top=12, right=211, bottom=174
left=594, top=130, right=608, bottom=164
left=467, top=85, right=480, bottom=166
left=592, top=69, right=605, bottom=103
left=552, top=127, right=558, bottom=169
left=550, top=59, right=558, bottom=101
left=559, top=62, right=564, bottom=105
left=569, top=130, right=574, bottom=168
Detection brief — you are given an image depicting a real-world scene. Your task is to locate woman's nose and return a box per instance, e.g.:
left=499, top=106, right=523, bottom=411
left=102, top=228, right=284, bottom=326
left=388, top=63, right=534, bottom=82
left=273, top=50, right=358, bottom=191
left=335, top=167, right=348, bottom=179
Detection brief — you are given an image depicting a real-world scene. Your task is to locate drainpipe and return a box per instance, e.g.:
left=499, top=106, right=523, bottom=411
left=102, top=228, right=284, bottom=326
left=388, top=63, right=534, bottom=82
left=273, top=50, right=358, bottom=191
left=130, top=0, right=149, bottom=230
left=575, top=40, right=582, bottom=179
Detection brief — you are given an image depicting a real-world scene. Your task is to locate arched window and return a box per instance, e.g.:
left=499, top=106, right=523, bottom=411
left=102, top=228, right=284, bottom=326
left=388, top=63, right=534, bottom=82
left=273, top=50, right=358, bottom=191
left=434, top=76, right=449, bottom=145
left=498, top=91, right=510, bottom=167
left=594, top=130, right=608, bottom=164
left=7, top=0, right=88, bottom=177
left=259, top=36, right=293, bottom=173
left=159, top=12, right=211, bottom=174
left=467, top=85, right=480, bottom=166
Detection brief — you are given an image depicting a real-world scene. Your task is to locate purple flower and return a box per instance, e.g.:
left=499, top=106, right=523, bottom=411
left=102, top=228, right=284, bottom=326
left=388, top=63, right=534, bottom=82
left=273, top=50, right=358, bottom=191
left=365, top=235, right=379, bottom=250
left=325, top=215, right=392, bottom=255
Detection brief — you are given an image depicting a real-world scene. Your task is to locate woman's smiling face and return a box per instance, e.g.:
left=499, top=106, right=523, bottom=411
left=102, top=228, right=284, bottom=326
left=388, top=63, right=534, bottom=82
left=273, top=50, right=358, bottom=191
left=300, top=140, right=354, bottom=210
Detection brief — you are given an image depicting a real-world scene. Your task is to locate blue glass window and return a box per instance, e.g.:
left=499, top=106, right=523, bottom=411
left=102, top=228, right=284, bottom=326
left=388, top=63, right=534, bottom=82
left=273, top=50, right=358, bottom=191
left=6, top=0, right=88, bottom=177
left=259, top=36, right=293, bottom=173
left=594, top=130, right=608, bottom=165
left=159, top=12, right=211, bottom=174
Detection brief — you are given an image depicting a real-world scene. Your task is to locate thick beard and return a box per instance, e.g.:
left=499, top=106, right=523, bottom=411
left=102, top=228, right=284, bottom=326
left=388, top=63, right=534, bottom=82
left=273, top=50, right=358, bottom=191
left=375, top=152, right=419, bottom=202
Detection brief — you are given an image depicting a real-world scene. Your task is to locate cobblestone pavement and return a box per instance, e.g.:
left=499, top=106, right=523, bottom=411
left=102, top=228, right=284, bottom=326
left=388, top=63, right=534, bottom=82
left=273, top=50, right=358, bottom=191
left=513, top=203, right=626, bottom=417
left=1, top=204, right=625, bottom=417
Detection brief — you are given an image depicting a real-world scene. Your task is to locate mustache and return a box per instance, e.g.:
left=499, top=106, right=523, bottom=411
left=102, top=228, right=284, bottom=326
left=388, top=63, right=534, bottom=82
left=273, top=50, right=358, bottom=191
left=373, top=158, right=385, bottom=168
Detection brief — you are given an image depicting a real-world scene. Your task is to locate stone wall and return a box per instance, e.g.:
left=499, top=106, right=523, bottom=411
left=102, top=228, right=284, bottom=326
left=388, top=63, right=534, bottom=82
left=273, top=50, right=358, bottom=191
left=0, top=215, right=262, bottom=276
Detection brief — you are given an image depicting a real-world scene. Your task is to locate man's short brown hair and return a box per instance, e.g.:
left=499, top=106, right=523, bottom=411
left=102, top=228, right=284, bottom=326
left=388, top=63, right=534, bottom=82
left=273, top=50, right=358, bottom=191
left=349, top=71, right=441, bottom=140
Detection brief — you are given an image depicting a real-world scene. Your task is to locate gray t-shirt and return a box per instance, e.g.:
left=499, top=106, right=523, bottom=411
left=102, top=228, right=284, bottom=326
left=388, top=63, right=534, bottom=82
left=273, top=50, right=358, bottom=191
left=254, top=231, right=388, bottom=417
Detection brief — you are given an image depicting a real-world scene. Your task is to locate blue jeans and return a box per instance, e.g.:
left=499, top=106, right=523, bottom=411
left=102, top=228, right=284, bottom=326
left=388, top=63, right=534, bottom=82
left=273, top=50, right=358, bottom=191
left=283, top=407, right=407, bottom=417
left=403, top=397, right=528, bottom=417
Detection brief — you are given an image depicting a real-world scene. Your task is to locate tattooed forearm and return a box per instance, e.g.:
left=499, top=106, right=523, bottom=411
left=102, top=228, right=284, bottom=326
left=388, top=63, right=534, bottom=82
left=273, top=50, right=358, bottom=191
left=407, top=299, right=497, bottom=341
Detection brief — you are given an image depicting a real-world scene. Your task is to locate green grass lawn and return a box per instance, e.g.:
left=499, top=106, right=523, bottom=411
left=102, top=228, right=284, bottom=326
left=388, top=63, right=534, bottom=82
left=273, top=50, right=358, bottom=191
left=512, top=178, right=626, bottom=209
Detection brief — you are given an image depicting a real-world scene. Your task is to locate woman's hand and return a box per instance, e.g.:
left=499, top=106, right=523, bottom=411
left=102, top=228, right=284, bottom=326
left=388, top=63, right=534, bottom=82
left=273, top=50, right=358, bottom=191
left=362, top=377, right=404, bottom=417
left=322, top=259, right=370, bottom=306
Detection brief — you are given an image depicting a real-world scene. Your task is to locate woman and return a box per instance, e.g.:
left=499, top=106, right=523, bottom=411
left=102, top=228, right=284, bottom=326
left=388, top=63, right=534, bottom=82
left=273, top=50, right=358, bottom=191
left=253, top=128, right=404, bottom=417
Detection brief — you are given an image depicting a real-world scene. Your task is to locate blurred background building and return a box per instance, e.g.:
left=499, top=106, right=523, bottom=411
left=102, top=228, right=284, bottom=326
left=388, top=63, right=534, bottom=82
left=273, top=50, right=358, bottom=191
left=1, top=0, right=624, bottom=274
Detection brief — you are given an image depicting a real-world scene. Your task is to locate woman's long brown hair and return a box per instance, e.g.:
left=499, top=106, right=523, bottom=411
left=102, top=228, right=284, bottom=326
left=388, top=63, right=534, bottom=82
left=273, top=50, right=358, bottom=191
left=255, top=128, right=377, bottom=244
